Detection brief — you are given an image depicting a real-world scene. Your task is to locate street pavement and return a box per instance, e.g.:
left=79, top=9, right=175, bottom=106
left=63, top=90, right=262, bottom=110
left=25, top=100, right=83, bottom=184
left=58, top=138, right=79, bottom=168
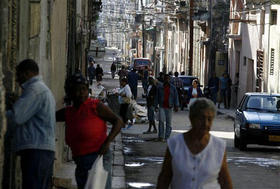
left=53, top=72, right=280, bottom=189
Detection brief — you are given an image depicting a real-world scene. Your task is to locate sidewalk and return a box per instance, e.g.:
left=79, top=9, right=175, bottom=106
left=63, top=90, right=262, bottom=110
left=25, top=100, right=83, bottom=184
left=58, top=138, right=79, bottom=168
left=217, top=106, right=235, bottom=120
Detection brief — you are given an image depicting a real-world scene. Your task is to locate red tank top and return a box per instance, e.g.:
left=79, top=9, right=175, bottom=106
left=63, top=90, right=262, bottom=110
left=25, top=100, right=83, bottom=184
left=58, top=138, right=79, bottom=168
left=65, top=98, right=107, bottom=157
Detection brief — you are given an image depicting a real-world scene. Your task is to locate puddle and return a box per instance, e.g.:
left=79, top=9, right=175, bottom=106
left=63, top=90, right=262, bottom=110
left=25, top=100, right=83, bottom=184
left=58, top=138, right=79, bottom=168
left=123, top=146, right=133, bottom=155
left=227, top=157, right=280, bottom=169
left=137, top=157, right=164, bottom=164
left=125, top=162, right=145, bottom=167
left=123, top=136, right=145, bottom=143
left=127, top=182, right=155, bottom=188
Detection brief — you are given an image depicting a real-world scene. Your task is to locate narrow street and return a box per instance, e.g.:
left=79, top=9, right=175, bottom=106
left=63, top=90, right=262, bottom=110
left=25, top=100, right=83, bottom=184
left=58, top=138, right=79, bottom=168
left=100, top=71, right=280, bottom=189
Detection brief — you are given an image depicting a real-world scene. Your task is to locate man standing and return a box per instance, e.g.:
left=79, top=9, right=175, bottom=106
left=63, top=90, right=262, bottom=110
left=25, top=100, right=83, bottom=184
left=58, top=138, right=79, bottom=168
left=88, top=61, right=96, bottom=85
left=218, top=72, right=232, bottom=109
left=6, top=59, right=56, bottom=189
left=156, top=74, right=179, bottom=141
left=171, top=72, right=183, bottom=108
left=118, top=65, right=128, bottom=82
left=95, top=64, right=104, bottom=81
left=141, top=66, right=149, bottom=96
left=208, top=72, right=219, bottom=104
left=111, top=62, right=117, bottom=79
left=127, top=68, right=139, bottom=100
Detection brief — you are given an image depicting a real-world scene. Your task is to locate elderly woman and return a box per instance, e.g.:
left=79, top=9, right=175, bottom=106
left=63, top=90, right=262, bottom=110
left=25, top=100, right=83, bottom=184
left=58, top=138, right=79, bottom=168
left=157, top=98, right=232, bottom=189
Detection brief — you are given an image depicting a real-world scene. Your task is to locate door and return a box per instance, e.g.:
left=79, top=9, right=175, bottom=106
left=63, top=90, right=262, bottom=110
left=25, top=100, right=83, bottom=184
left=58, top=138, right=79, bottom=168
left=246, top=58, right=254, bottom=92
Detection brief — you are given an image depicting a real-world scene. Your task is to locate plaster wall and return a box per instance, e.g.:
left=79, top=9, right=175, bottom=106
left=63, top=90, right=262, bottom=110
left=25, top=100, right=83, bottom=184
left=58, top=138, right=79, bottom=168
left=268, top=5, right=280, bottom=93
left=50, top=0, right=68, bottom=165
left=239, top=19, right=260, bottom=99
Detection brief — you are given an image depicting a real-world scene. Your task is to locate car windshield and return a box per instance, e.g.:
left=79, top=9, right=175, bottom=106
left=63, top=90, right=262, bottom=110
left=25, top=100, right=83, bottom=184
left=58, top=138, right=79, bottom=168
left=246, top=96, right=280, bottom=112
left=180, top=77, right=197, bottom=87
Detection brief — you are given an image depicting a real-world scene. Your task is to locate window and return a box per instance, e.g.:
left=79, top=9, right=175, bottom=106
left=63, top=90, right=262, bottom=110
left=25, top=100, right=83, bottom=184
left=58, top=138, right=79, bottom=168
left=271, top=10, right=277, bottom=25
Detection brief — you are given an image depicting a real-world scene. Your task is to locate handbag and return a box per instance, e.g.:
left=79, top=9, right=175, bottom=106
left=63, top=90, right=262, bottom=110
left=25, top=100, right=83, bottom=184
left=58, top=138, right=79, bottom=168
left=122, top=96, right=131, bottom=104
left=85, top=155, right=108, bottom=189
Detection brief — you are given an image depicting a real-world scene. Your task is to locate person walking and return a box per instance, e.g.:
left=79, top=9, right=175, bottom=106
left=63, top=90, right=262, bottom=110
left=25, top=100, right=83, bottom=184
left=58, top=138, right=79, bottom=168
left=187, top=79, right=203, bottom=109
left=156, top=74, right=179, bottom=142
left=157, top=98, right=233, bottom=189
left=56, top=73, right=123, bottom=189
left=218, top=73, right=232, bottom=109
left=118, top=65, right=128, bottom=81
left=208, top=72, right=220, bottom=104
left=143, top=77, right=157, bottom=134
left=118, top=77, right=133, bottom=128
left=111, top=62, right=117, bottom=79
left=141, top=66, right=149, bottom=96
left=6, top=59, right=56, bottom=189
left=87, top=61, right=96, bottom=85
left=95, top=64, right=104, bottom=81
left=127, top=68, right=139, bottom=100
left=171, top=72, right=183, bottom=108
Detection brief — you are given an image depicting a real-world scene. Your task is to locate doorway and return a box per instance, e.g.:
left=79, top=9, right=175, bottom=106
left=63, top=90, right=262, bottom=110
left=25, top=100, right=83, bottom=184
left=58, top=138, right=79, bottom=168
left=247, top=58, right=254, bottom=92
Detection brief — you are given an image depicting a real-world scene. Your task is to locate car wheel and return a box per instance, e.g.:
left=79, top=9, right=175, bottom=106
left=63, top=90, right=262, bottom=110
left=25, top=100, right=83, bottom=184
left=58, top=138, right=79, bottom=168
left=234, top=133, right=239, bottom=148
left=239, top=132, right=247, bottom=151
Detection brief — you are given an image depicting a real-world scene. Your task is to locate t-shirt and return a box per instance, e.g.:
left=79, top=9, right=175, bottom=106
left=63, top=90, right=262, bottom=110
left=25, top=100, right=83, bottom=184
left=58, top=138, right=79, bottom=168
left=163, top=85, right=170, bottom=108
left=65, top=98, right=107, bottom=157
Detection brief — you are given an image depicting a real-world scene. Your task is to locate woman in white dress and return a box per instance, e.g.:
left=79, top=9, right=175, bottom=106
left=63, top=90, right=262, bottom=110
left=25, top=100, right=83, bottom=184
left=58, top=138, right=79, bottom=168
left=157, top=98, right=232, bottom=189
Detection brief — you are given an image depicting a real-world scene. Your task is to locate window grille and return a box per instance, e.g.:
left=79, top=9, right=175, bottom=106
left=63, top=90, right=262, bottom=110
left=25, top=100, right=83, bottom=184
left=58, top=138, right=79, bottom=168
left=270, top=48, right=275, bottom=75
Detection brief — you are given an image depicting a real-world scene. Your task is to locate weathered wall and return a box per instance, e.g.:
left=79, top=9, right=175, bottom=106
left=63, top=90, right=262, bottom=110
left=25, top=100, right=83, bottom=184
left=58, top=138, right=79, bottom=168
left=50, top=0, right=68, bottom=167
left=268, top=5, right=280, bottom=93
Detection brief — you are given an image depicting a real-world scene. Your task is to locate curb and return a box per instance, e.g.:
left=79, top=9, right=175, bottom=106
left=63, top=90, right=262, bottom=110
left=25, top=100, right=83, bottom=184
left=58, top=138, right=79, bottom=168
left=112, top=134, right=126, bottom=189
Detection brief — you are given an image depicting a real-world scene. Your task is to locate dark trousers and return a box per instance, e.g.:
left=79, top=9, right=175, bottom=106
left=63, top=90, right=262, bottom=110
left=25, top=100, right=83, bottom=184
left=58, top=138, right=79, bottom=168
left=120, top=103, right=129, bottom=124
left=73, top=151, right=112, bottom=189
left=20, top=149, right=54, bottom=189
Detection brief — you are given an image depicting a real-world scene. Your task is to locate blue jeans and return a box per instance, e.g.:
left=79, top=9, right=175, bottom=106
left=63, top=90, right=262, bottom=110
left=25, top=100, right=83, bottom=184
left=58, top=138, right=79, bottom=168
left=20, top=149, right=54, bottom=189
left=158, top=107, right=172, bottom=139
left=73, top=150, right=112, bottom=189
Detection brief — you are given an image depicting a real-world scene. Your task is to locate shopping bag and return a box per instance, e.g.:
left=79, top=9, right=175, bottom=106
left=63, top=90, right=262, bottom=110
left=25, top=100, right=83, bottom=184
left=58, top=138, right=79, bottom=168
left=85, top=155, right=108, bottom=189
left=122, top=96, right=131, bottom=104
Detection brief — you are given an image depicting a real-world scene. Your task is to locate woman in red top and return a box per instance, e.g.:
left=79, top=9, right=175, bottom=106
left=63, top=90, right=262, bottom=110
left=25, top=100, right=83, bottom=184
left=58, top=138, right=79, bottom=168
left=56, top=73, right=123, bottom=189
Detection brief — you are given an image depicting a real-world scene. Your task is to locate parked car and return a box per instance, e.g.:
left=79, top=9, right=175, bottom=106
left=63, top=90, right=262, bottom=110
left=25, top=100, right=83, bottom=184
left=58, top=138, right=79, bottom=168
left=234, top=93, right=280, bottom=150
left=131, top=58, right=152, bottom=71
left=178, top=75, right=198, bottom=109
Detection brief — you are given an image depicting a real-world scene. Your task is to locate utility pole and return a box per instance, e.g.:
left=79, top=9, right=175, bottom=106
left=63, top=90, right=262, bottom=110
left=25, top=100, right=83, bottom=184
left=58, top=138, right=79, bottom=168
left=189, top=0, right=194, bottom=75
left=141, top=0, right=145, bottom=57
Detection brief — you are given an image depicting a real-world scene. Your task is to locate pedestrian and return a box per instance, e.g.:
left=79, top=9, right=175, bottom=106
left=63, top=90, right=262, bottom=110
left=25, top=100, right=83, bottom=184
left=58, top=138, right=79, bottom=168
left=141, top=66, right=149, bottom=96
left=95, top=64, right=104, bottom=81
left=56, top=73, right=123, bottom=189
left=88, top=61, right=96, bottom=85
left=171, top=72, right=183, bottom=108
left=157, top=72, right=164, bottom=83
left=118, top=77, right=133, bottom=128
left=218, top=73, right=232, bottom=109
left=143, top=77, right=157, bottom=134
left=111, top=62, right=117, bottom=79
left=156, top=74, right=179, bottom=142
left=157, top=98, right=233, bottom=189
left=208, top=72, right=220, bottom=104
left=118, top=65, right=128, bottom=82
left=180, top=71, right=185, bottom=75
left=187, top=79, right=203, bottom=109
left=127, top=68, right=139, bottom=100
left=6, top=59, right=56, bottom=189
